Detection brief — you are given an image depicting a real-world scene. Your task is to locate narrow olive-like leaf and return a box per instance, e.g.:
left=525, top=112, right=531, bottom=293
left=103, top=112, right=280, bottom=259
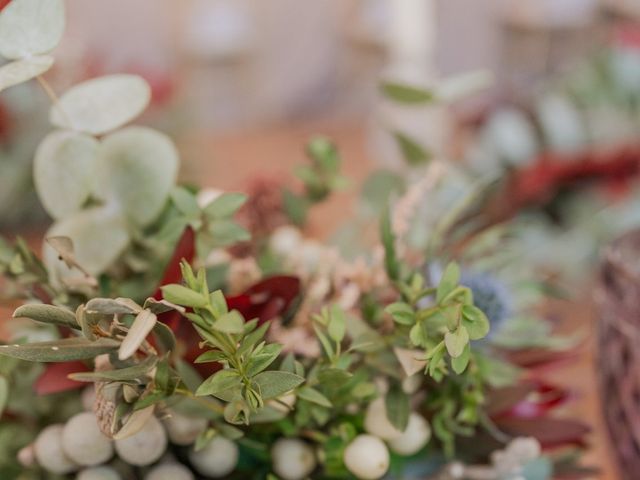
left=152, top=321, right=176, bottom=353
left=245, top=344, right=282, bottom=377
left=161, top=284, right=208, bottom=308
left=297, top=386, right=332, bottom=408
left=386, top=385, right=410, bottom=431
left=194, top=350, right=226, bottom=364
left=252, top=371, right=305, bottom=400
left=34, top=130, right=99, bottom=220
left=0, top=376, right=8, bottom=417
left=0, top=0, right=65, bottom=59
left=97, top=126, right=179, bottom=227
left=13, top=303, right=78, bottom=329
left=380, top=81, right=434, bottom=104
left=50, top=74, right=151, bottom=134
left=119, top=310, right=157, bottom=360
left=85, top=298, right=141, bottom=315
left=44, top=207, right=129, bottom=277
left=0, top=55, right=53, bottom=92
left=0, top=337, right=119, bottom=362
left=196, top=369, right=241, bottom=400
left=238, top=321, right=270, bottom=356
left=69, top=356, right=157, bottom=382
left=393, top=131, right=430, bottom=166
left=213, top=310, right=245, bottom=334
left=444, top=326, right=469, bottom=358
left=143, top=298, right=185, bottom=315
left=203, top=192, right=247, bottom=219
left=112, top=405, right=155, bottom=440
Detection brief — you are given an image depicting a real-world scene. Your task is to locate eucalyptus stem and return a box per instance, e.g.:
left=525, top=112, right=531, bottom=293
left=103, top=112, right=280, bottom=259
left=36, top=75, right=73, bottom=128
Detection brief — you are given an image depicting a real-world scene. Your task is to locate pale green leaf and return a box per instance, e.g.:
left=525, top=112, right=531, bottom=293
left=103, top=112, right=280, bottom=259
left=44, top=207, right=129, bottom=277
left=252, top=371, right=305, bottom=400
left=0, top=337, right=119, bottom=362
left=380, top=81, right=434, bottom=104
left=327, top=305, right=346, bottom=343
left=50, top=74, right=151, bottom=135
left=113, top=405, right=155, bottom=440
left=13, top=303, right=78, bottom=329
left=0, top=55, right=53, bottom=91
left=386, top=385, right=410, bottom=431
left=34, top=130, right=99, bottom=220
left=69, top=355, right=157, bottom=382
left=444, top=326, right=469, bottom=358
left=196, top=369, right=241, bottom=400
left=119, top=310, right=157, bottom=360
left=437, top=262, right=460, bottom=303
left=451, top=344, right=471, bottom=374
left=0, top=375, right=7, bottom=417
left=385, top=302, right=415, bottom=325
left=85, top=297, right=141, bottom=315
left=213, top=310, right=244, bottom=334
left=297, top=386, right=332, bottom=407
left=0, top=0, right=65, bottom=59
left=462, top=305, right=490, bottom=340
left=245, top=344, right=282, bottom=377
left=161, top=284, right=208, bottom=308
left=96, top=126, right=178, bottom=227
left=203, top=192, right=247, bottom=218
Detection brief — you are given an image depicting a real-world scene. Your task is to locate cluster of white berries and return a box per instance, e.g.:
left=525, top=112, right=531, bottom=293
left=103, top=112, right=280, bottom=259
left=491, top=437, right=542, bottom=480
left=26, top=389, right=241, bottom=479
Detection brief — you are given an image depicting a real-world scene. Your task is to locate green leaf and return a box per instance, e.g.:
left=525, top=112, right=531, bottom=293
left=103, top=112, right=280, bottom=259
left=437, top=262, right=460, bottom=303
left=462, top=305, right=490, bottom=340
left=380, top=81, right=434, bottom=104
left=85, top=298, right=141, bottom=315
left=0, top=55, right=53, bottom=92
left=13, top=303, right=78, bottom=329
left=0, top=337, right=119, bottom=362
left=393, top=132, right=430, bottom=166
left=171, top=187, right=200, bottom=218
left=69, top=355, right=157, bottom=382
left=451, top=344, right=471, bottom=374
left=152, top=321, right=176, bottom=353
left=44, top=207, right=130, bottom=276
left=213, top=310, right=245, bottom=334
left=252, top=371, right=305, bottom=400
left=203, top=193, right=247, bottom=218
left=444, top=326, right=469, bottom=358
left=245, top=344, right=282, bottom=377
left=328, top=305, right=346, bottom=343
left=428, top=343, right=445, bottom=378
left=161, top=284, right=208, bottom=308
left=297, top=386, right=332, bottom=408
left=381, top=207, right=400, bottom=281
left=385, top=385, right=410, bottom=431
left=0, top=0, right=65, bottom=59
left=385, top=302, right=415, bottom=325
left=119, top=310, right=157, bottom=360
left=317, top=368, right=352, bottom=389
left=0, top=375, right=7, bottom=417
left=238, top=322, right=270, bottom=356
left=196, top=369, right=242, bottom=400
left=194, top=350, right=226, bottom=364
left=34, top=129, right=100, bottom=220
left=97, top=126, right=179, bottom=227
left=313, top=325, right=334, bottom=359
left=209, top=220, right=250, bottom=247
left=51, top=74, right=151, bottom=135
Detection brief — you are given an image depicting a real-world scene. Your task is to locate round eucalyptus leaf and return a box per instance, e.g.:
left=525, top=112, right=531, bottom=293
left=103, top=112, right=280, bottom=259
left=98, top=126, right=179, bottom=227
left=44, top=207, right=130, bottom=278
left=34, top=130, right=99, bottom=219
left=50, top=74, right=151, bottom=135
left=0, top=0, right=65, bottom=59
left=0, top=55, right=53, bottom=92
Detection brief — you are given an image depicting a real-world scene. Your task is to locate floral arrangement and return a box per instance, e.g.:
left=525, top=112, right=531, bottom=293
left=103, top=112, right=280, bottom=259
left=0, top=2, right=590, bottom=480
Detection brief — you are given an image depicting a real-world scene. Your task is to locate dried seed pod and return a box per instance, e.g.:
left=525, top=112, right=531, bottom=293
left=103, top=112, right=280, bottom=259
left=114, top=416, right=167, bottom=466
left=163, top=410, right=208, bottom=446
left=63, top=412, right=114, bottom=466
left=271, top=438, right=316, bottom=480
left=343, top=435, right=390, bottom=480
left=145, top=463, right=194, bottom=480
left=188, top=436, right=238, bottom=478
left=34, top=424, right=79, bottom=474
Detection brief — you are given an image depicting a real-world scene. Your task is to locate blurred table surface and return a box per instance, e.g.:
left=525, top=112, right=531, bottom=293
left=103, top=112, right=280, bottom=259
left=1, top=121, right=621, bottom=479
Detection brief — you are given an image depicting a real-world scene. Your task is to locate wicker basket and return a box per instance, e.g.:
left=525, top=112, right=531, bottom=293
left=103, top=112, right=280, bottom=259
left=596, top=230, right=640, bottom=479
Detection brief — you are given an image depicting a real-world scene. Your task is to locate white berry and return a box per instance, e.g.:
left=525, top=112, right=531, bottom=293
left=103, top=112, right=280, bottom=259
left=163, top=410, right=208, bottom=446
left=271, top=438, right=316, bottom=480
left=188, top=436, right=238, bottom=478
left=388, top=413, right=431, bottom=456
left=364, top=397, right=402, bottom=440
left=115, top=416, right=167, bottom=466
left=34, top=424, right=78, bottom=474
left=344, top=435, right=390, bottom=480
left=76, top=466, right=122, bottom=480
left=270, top=226, right=302, bottom=256
left=63, top=412, right=114, bottom=466
left=145, top=463, right=194, bottom=480
left=268, top=391, right=297, bottom=413
left=81, top=386, right=96, bottom=411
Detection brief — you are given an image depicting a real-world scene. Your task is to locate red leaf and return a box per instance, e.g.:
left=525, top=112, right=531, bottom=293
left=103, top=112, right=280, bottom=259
left=35, top=361, right=89, bottom=395
left=226, top=276, right=300, bottom=323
